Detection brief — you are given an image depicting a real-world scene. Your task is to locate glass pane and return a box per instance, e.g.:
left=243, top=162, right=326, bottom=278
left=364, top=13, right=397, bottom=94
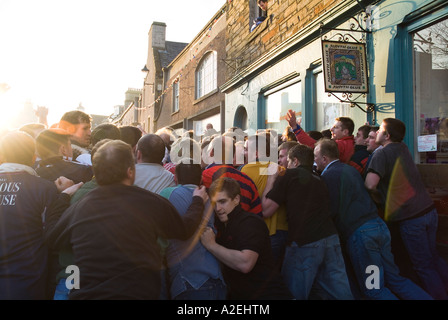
left=265, top=81, right=301, bottom=133
left=413, top=18, right=448, bottom=164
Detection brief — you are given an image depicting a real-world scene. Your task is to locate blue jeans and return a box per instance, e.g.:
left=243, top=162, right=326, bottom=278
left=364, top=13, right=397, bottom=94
left=53, top=278, right=70, bottom=300
left=270, top=230, right=288, bottom=271
left=281, top=234, right=353, bottom=300
left=399, top=209, right=448, bottom=300
left=173, top=278, right=227, bottom=300
left=347, top=217, right=433, bottom=300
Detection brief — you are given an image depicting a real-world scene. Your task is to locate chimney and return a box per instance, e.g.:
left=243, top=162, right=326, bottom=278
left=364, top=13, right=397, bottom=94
left=148, top=21, right=166, bottom=49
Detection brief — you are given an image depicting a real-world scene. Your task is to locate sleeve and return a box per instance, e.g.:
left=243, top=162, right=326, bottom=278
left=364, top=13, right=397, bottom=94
left=44, top=193, right=74, bottom=250
left=265, top=172, right=288, bottom=205
left=293, top=126, right=317, bottom=148
left=154, top=195, right=205, bottom=241
left=366, top=148, right=385, bottom=178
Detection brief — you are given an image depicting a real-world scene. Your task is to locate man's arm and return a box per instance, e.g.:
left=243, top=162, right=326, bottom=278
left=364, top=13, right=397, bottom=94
left=261, top=165, right=280, bottom=218
left=365, top=172, right=382, bottom=206
left=285, top=109, right=316, bottom=148
left=201, top=227, right=258, bottom=274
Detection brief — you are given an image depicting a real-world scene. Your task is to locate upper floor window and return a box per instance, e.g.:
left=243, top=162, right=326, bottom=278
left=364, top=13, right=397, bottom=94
left=250, top=0, right=268, bottom=32
left=173, top=81, right=179, bottom=113
left=196, top=51, right=217, bottom=99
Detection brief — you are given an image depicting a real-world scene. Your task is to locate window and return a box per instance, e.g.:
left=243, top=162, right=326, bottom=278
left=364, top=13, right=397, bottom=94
left=173, top=81, right=179, bottom=113
left=196, top=51, right=217, bottom=99
left=413, top=18, right=448, bottom=164
left=264, top=80, right=302, bottom=133
left=249, top=0, right=268, bottom=32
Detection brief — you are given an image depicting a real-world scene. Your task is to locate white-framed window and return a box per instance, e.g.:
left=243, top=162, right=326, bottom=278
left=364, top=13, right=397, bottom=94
left=196, top=51, right=217, bottom=99
left=173, top=81, right=179, bottom=113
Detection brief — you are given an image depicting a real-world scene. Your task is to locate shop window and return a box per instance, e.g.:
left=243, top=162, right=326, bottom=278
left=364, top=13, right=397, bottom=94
left=173, top=81, right=179, bottom=113
left=413, top=18, right=448, bottom=164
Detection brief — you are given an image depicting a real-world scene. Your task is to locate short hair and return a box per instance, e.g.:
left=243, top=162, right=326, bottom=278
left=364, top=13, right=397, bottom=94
left=316, top=138, right=340, bottom=160
left=19, top=123, right=47, bottom=139
left=382, top=118, right=406, bottom=142
left=119, top=126, right=143, bottom=149
left=136, top=133, right=166, bottom=164
left=60, top=110, right=91, bottom=125
left=336, top=117, right=355, bottom=136
left=307, top=130, right=323, bottom=141
left=278, top=141, right=298, bottom=153
left=91, top=123, right=121, bottom=147
left=35, top=129, right=71, bottom=159
left=0, top=131, right=35, bottom=167
left=209, top=177, right=241, bottom=201
left=288, top=144, right=314, bottom=167
left=358, top=125, right=371, bottom=139
left=93, top=140, right=135, bottom=186
left=91, top=138, right=112, bottom=159
left=370, top=126, right=380, bottom=133
left=321, top=129, right=332, bottom=139
left=175, top=161, right=202, bottom=185
left=207, top=135, right=235, bottom=165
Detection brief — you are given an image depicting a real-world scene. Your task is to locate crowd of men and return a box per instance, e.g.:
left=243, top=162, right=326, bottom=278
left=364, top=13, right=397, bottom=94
left=0, top=108, right=447, bottom=300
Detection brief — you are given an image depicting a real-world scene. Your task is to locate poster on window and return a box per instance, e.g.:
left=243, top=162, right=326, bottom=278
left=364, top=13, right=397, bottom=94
left=322, top=40, right=369, bottom=93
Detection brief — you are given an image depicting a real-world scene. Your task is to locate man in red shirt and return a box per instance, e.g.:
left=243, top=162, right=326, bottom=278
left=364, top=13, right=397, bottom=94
left=285, top=109, right=355, bottom=164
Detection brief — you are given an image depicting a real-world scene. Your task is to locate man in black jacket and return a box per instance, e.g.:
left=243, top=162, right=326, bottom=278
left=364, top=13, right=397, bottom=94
left=45, top=140, right=208, bottom=300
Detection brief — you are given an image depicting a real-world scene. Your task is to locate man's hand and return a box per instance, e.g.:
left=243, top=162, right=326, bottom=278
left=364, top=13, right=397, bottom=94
left=193, top=185, right=209, bottom=204
left=54, top=176, right=74, bottom=193
left=285, top=109, right=302, bottom=130
left=200, top=227, right=216, bottom=250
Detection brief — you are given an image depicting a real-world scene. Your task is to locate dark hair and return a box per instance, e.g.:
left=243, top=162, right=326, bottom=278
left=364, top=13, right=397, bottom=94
left=209, top=177, right=241, bottom=201
left=35, top=129, right=71, bottom=159
left=336, top=117, right=355, bottom=136
left=316, top=138, right=339, bottom=160
left=307, top=130, right=323, bottom=141
left=383, top=118, right=406, bottom=142
left=321, top=129, right=332, bottom=139
left=0, top=131, right=36, bottom=167
left=278, top=141, right=298, bottom=153
left=91, top=138, right=112, bottom=159
left=175, top=161, right=202, bottom=185
left=93, top=140, right=135, bottom=186
left=136, top=133, right=166, bottom=164
left=19, top=123, right=47, bottom=139
left=370, top=126, right=380, bottom=133
left=119, top=126, right=143, bottom=148
left=60, top=110, right=91, bottom=125
left=91, top=123, right=121, bottom=147
left=288, top=144, right=314, bottom=167
left=358, top=125, right=371, bottom=139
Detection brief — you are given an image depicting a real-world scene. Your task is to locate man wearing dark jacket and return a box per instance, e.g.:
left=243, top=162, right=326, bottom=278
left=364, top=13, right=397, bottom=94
left=44, top=140, right=208, bottom=299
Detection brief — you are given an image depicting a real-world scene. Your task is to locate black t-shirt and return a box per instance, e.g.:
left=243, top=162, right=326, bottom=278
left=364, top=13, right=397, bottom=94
left=45, top=184, right=204, bottom=300
left=266, top=165, right=337, bottom=246
left=367, top=142, right=434, bottom=221
left=215, top=206, right=292, bottom=300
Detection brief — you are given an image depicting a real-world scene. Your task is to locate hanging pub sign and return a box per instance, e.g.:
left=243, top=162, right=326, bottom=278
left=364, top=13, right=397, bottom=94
left=321, top=40, right=369, bottom=93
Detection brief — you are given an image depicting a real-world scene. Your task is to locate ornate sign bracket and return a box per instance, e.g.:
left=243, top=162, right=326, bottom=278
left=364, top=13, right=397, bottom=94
left=319, top=11, right=375, bottom=115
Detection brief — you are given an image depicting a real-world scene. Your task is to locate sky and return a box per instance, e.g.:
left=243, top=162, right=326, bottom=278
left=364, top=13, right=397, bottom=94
left=0, top=0, right=225, bottom=129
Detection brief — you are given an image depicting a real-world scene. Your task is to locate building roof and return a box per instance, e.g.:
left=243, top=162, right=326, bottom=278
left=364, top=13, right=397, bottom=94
left=159, top=41, right=188, bottom=68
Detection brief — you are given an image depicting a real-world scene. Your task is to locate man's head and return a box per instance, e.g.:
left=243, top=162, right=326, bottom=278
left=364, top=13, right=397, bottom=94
left=35, top=128, right=73, bottom=160
left=59, top=110, right=92, bottom=148
left=207, top=135, right=235, bottom=165
left=367, top=126, right=380, bottom=152
left=155, top=127, right=176, bottom=149
left=92, top=140, right=135, bottom=186
left=119, top=125, right=143, bottom=152
left=206, top=123, right=213, bottom=130
left=175, top=160, right=202, bottom=186
left=314, top=138, right=339, bottom=173
left=376, top=118, right=406, bottom=146
left=258, top=0, right=268, bottom=11
left=0, top=131, right=36, bottom=167
left=209, top=177, right=241, bottom=223
left=287, top=144, right=314, bottom=169
left=244, top=132, right=274, bottom=164
left=91, top=123, right=121, bottom=147
left=19, top=123, right=47, bottom=139
left=136, top=133, right=166, bottom=164
left=170, top=137, right=202, bottom=165
left=355, top=125, right=371, bottom=146
left=278, top=141, right=298, bottom=168
left=331, top=117, right=355, bottom=140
